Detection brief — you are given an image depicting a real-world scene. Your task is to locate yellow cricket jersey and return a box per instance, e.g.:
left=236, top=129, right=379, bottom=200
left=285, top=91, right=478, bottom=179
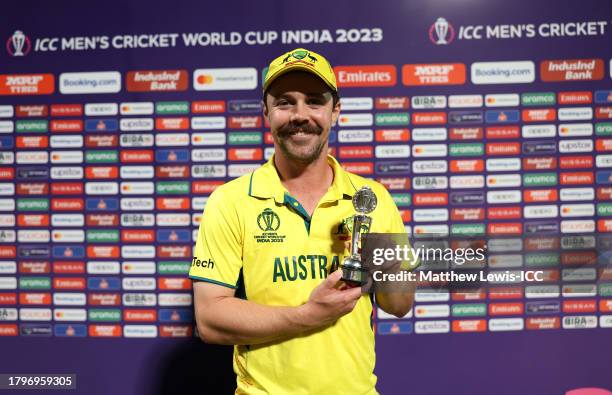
left=189, top=155, right=406, bottom=395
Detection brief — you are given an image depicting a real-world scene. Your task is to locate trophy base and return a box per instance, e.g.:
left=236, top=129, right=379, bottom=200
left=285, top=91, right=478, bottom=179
left=341, top=265, right=367, bottom=286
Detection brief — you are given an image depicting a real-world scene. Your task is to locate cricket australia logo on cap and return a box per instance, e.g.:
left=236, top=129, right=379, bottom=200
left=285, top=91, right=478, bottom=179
left=255, top=208, right=286, bottom=243
left=282, top=49, right=318, bottom=66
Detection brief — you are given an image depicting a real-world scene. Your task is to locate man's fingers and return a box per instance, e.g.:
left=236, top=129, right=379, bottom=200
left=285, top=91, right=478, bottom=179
left=324, top=269, right=343, bottom=288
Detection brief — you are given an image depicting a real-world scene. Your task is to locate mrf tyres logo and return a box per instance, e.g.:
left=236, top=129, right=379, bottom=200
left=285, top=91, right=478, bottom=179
left=254, top=208, right=285, bottom=244
left=429, top=18, right=608, bottom=44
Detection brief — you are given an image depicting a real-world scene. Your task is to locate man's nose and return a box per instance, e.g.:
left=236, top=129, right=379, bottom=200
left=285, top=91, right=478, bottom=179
left=289, top=100, right=309, bottom=123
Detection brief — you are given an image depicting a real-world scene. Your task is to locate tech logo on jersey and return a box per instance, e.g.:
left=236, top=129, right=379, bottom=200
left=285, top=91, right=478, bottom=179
left=254, top=208, right=285, bottom=243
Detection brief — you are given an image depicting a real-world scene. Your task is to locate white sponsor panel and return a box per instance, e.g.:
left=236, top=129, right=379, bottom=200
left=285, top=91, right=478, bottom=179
left=120, top=118, right=154, bottom=131
left=122, top=293, right=157, bottom=306
left=0, top=215, right=15, bottom=227
left=51, top=214, right=84, bottom=227
left=51, top=230, right=84, bottom=243
left=562, top=284, right=597, bottom=298
left=122, top=277, right=156, bottom=290
left=121, top=198, right=154, bottom=211
left=124, top=325, right=158, bottom=338
left=412, top=128, right=447, bottom=141
left=560, top=204, right=595, bottom=217
left=264, top=147, right=274, bottom=160
left=121, top=213, right=155, bottom=227
left=0, top=106, right=14, bottom=118
left=486, top=158, right=521, bottom=172
left=191, top=148, right=226, bottom=162
left=558, top=123, right=593, bottom=137
left=155, top=133, right=190, bottom=147
left=412, top=160, right=447, bottom=173
left=120, top=133, right=154, bottom=147
left=0, top=200, right=15, bottom=211
left=375, top=145, right=410, bottom=158
left=600, top=316, right=612, bottom=328
left=122, top=261, right=156, bottom=275
left=338, top=129, right=373, bottom=143
left=488, top=254, right=523, bottom=268
left=50, top=151, right=83, bottom=164
left=191, top=197, right=208, bottom=211
left=121, top=246, right=156, bottom=259
left=191, top=132, right=226, bottom=146
left=338, top=113, right=373, bottom=127
left=0, top=121, right=14, bottom=133
left=339, top=97, right=373, bottom=111
left=120, top=166, right=154, bottom=179
left=19, top=308, right=52, bottom=321
left=560, top=188, right=594, bottom=202
left=560, top=220, right=595, bottom=233
left=85, top=182, right=119, bottom=195
left=158, top=293, right=193, bottom=307
left=228, top=164, right=260, bottom=178
left=471, top=61, right=535, bottom=84
left=559, top=139, right=593, bottom=153
left=414, top=289, right=450, bottom=303
left=50, top=135, right=84, bottom=148
left=59, top=71, right=121, bottom=94
left=120, top=102, right=154, bottom=115
left=412, top=144, right=447, bottom=157
left=522, top=124, right=556, bottom=138
left=414, top=320, right=450, bottom=334
left=85, top=103, right=118, bottom=116
left=562, top=268, right=597, bottom=282
left=16, top=151, right=48, bottom=164
left=411, top=95, right=446, bottom=109
left=18, top=230, right=49, bottom=243
left=523, top=205, right=558, bottom=218
left=0, top=152, right=14, bottom=164
left=413, top=209, right=448, bottom=222
left=448, top=94, right=483, bottom=108
left=488, top=318, right=524, bottom=332
left=487, top=190, right=522, bottom=203
left=0, top=308, right=17, bottom=320
left=0, top=183, right=14, bottom=196
left=193, top=68, right=257, bottom=91
left=450, top=175, right=485, bottom=189
left=596, top=155, right=612, bottom=168
left=558, top=107, right=593, bottom=121
left=157, top=213, right=190, bottom=227
left=0, top=261, right=16, bottom=274
left=87, top=261, right=120, bottom=275
left=0, top=277, right=17, bottom=289
left=486, top=174, right=521, bottom=188
left=413, top=224, right=449, bottom=236
left=54, top=308, right=87, bottom=322
left=191, top=164, right=226, bottom=178
left=562, top=315, right=597, bottom=329
left=53, top=293, right=87, bottom=306
left=485, top=93, right=520, bottom=107
left=488, top=239, right=523, bottom=252
left=412, top=176, right=448, bottom=190
left=120, top=182, right=155, bottom=195
left=414, top=304, right=450, bottom=318
left=525, top=285, right=560, bottom=298
left=191, top=116, right=225, bottom=130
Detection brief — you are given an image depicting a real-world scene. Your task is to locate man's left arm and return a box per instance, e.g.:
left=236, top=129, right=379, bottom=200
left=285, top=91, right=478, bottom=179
left=373, top=186, right=416, bottom=318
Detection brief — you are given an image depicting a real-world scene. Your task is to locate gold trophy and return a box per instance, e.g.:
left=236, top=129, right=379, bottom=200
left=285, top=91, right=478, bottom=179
left=341, top=186, right=377, bottom=285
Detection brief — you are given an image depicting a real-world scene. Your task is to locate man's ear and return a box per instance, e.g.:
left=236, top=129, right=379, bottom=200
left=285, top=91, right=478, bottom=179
left=331, top=99, right=341, bottom=126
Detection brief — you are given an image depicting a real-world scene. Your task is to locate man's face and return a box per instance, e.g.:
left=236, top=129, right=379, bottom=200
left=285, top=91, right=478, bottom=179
left=264, top=71, right=340, bottom=164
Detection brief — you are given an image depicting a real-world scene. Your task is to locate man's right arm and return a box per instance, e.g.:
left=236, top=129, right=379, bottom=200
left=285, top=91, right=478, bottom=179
left=193, top=269, right=362, bottom=345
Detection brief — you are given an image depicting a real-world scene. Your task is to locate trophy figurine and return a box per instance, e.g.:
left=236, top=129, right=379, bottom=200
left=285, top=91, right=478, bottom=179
left=341, top=186, right=377, bottom=285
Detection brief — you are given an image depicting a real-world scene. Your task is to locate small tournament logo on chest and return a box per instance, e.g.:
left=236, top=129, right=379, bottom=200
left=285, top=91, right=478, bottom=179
left=254, top=208, right=286, bottom=243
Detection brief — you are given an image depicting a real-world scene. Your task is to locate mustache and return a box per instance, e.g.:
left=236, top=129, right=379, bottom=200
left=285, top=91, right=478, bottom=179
left=276, top=123, right=323, bottom=138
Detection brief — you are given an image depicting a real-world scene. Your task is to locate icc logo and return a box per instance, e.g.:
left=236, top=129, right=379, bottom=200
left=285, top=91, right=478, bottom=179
left=429, top=17, right=455, bottom=45
left=6, top=30, right=31, bottom=56
left=257, top=208, right=280, bottom=231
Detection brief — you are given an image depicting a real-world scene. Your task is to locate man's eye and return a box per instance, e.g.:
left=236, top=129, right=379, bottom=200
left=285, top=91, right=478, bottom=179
left=307, top=99, right=324, bottom=105
left=276, top=99, right=290, bottom=106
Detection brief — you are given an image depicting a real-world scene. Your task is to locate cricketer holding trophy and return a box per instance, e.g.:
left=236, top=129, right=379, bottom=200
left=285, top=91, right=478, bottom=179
left=190, top=48, right=416, bottom=394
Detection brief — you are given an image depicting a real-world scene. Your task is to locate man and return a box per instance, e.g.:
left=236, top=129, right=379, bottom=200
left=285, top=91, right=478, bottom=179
left=189, top=48, right=415, bottom=395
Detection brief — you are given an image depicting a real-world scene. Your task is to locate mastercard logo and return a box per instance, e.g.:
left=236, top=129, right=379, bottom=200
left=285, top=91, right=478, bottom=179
left=197, top=75, right=214, bottom=85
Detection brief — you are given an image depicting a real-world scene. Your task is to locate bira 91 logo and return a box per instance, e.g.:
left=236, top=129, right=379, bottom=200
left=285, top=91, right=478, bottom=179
left=6, top=30, right=31, bottom=56
left=429, top=18, right=456, bottom=45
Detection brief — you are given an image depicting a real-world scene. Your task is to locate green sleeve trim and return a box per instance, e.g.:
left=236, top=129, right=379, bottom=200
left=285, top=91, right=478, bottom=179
left=189, top=275, right=238, bottom=289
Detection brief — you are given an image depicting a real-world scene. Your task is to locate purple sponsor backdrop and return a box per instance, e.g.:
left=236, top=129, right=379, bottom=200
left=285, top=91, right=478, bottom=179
left=1, top=0, right=612, bottom=394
